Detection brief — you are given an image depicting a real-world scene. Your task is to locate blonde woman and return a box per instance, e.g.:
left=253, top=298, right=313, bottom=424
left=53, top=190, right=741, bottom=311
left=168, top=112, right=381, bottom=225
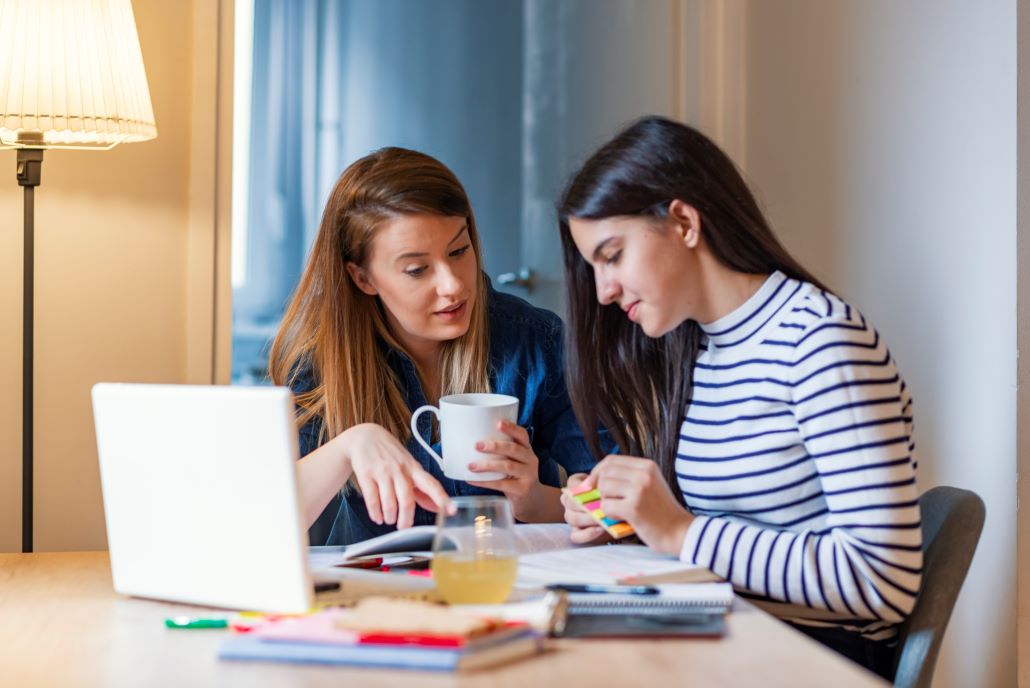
left=270, top=147, right=602, bottom=546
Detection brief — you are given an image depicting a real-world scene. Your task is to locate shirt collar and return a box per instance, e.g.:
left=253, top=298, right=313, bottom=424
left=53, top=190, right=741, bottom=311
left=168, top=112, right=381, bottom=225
left=699, top=271, right=793, bottom=348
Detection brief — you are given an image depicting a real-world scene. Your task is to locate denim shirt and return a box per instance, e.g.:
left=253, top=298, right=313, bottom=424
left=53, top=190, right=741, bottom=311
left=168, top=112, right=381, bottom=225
left=293, top=281, right=605, bottom=546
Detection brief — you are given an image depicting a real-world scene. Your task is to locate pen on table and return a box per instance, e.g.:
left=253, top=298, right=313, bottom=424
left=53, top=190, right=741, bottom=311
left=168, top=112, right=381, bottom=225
left=165, top=616, right=229, bottom=629
left=545, top=584, right=660, bottom=595
left=334, top=556, right=383, bottom=570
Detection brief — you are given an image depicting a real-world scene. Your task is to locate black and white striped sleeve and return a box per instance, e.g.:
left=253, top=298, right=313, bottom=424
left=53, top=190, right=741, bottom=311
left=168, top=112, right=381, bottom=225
left=679, top=309, right=922, bottom=622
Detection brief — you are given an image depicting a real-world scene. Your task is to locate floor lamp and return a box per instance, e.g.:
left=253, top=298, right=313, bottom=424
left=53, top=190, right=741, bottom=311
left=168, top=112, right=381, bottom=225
left=0, top=0, right=158, bottom=553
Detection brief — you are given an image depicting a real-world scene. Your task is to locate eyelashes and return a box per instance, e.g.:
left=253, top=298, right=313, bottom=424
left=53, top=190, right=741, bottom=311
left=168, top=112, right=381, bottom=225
left=404, top=244, right=472, bottom=278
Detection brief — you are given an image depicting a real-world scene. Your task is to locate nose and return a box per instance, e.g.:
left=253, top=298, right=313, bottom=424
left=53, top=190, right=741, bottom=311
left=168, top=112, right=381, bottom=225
left=595, top=268, right=620, bottom=306
left=436, top=264, right=463, bottom=297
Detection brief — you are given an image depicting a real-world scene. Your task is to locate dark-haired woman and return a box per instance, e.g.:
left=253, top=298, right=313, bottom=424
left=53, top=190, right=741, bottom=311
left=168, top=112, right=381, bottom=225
left=558, top=116, right=920, bottom=680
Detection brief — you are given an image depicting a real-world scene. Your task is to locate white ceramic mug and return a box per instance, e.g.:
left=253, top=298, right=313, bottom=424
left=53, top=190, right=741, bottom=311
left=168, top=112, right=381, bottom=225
left=410, top=393, right=519, bottom=481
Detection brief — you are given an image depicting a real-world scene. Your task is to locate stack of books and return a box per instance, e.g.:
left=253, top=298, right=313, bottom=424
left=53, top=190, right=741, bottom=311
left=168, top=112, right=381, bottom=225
left=218, top=598, right=542, bottom=671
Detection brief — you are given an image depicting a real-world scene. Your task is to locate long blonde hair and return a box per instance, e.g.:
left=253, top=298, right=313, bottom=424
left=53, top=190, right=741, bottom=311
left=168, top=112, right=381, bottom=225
left=269, top=147, right=490, bottom=445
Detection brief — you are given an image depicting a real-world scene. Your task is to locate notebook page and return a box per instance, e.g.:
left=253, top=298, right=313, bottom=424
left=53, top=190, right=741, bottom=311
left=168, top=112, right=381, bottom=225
left=510, top=524, right=576, bottom=554
left=516, top=544, right=710, bottom=587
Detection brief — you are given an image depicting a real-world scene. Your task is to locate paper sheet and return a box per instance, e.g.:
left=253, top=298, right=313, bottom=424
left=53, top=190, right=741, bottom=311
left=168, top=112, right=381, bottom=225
left=516, top=544, right=716, bottom=587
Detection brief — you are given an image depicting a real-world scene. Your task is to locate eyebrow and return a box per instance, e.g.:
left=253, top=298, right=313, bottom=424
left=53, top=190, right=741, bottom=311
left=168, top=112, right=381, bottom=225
left=591, top=237, right=615, bottom=263
left=394, top=225, right=469, bottom=262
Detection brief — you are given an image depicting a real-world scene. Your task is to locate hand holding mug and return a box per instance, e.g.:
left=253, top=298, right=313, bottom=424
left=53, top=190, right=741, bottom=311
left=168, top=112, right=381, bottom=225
left=466, top=419, right=548, bottom=519
left=410, top=394, right=558, bottom=522
left=410, top=393, right=519, bottom=481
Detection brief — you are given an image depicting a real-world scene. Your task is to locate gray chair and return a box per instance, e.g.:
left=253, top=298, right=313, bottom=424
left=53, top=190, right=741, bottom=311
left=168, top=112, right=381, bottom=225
left=892, top=486, right=985, bottom=688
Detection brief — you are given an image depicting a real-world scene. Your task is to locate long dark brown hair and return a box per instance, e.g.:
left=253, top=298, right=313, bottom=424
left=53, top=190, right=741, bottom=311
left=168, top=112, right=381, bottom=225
left=558, top=116, right=826, bottom=501
left=269, top=147, right=490, bottom=445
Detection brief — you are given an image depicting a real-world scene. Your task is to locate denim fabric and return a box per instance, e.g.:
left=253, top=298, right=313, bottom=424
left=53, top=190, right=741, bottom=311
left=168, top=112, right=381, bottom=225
left=293, top=280, right=607, bottom=546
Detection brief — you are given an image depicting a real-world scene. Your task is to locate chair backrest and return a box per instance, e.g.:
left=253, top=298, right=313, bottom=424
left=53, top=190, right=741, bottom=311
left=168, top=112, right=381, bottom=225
left=892, top=486, right=985, bottom=688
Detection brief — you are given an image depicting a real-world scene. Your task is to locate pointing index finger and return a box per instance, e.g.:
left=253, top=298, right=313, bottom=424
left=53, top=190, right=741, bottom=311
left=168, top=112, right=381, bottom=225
left=411, top=468, right=452, bottom=515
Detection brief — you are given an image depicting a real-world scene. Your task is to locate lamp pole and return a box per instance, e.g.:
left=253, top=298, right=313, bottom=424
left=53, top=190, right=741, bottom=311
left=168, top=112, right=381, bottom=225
left=16, top=131, right=43, bottom=553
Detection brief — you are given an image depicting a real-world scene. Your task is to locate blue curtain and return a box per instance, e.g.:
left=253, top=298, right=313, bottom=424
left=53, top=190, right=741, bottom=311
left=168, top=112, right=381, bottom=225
left=232, top=0, right=525, bottom=387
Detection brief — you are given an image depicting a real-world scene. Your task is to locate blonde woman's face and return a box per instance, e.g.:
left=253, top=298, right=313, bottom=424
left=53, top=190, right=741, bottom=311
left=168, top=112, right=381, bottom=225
left=347, top=214, right=478, bottom=358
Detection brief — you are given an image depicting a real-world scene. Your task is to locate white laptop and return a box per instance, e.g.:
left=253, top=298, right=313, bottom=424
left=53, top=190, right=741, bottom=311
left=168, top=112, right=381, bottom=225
left=91, top=383, right=430, bottom=613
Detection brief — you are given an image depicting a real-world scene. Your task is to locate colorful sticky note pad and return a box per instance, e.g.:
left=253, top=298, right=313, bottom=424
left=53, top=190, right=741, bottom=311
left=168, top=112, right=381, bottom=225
left=575, top=488, right=602, bottom=503
left=569, top=483, right=636, bottom=539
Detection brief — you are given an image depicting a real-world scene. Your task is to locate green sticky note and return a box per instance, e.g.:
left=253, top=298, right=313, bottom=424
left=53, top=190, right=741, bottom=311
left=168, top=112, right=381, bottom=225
left=165, top=617, right=228, bottom=629
left=574, top=489, right=602, bottom=504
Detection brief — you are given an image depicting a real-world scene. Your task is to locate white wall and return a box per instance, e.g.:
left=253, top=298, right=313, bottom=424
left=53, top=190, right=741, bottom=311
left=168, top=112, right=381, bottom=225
left=740, top=2, right=1016, bottom=686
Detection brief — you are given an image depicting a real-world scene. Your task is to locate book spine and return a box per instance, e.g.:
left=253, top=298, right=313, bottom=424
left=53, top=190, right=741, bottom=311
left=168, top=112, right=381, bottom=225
left=568, top=597, right=732, bottom=609
left=218, top=638, right=458, bottom=670
left=568, top=606, right=730, bottom=616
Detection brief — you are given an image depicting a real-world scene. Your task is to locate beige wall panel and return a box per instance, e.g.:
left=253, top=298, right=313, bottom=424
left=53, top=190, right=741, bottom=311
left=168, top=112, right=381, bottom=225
left=0, top=0, right=197, bottom=552
left=0, top=156, right=21, bottom=552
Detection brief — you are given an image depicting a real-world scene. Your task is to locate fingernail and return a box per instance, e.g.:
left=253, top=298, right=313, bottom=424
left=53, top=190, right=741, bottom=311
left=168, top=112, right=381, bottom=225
left=475, top=442, right=484, bottom=450
left=468, top=463, right=478, bottom=470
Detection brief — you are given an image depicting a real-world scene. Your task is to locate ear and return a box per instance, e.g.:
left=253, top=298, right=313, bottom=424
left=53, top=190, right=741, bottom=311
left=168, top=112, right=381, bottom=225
left=345, top=262, right=378, bottom=296
left=667, top=199, right=702, bottom=249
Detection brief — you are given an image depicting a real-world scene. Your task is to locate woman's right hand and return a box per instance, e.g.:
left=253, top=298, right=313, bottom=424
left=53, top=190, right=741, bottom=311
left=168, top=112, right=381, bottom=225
left=561, top=472, right=612, bottom=545
left=338, top=423, right=451, bottom=529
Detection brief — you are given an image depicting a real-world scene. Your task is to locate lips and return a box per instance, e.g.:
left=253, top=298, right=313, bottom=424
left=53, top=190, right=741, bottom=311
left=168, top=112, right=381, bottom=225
left=624, top=301, right=641, bottom=322
left=434, top=300, right=468, bottom=319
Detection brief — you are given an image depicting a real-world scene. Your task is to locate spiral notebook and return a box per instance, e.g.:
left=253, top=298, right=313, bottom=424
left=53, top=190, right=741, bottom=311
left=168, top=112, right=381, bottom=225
left=557, top=583, right=733, bottom=638
left=567, top=583, right=733, bottom=612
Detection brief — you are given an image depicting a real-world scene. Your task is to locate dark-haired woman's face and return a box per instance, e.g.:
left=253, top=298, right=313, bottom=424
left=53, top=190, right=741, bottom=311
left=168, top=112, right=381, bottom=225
left=568, top=215, right=700, bottom=337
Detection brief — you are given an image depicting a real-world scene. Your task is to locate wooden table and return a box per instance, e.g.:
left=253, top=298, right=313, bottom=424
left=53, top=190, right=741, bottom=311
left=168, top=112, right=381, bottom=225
left=0, top=552, right=887, bottom=687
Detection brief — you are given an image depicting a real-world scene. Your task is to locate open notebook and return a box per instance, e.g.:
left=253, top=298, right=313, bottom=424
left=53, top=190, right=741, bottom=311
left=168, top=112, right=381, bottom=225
left=516, top=543, right=720, bottom=587
left=336, top=523, right=718, bottom=587
left=339, top=523, right=573, bottom=560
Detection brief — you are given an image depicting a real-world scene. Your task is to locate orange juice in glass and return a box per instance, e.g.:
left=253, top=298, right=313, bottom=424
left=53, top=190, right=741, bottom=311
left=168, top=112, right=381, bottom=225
left=431, top=496, right=518, bottom=604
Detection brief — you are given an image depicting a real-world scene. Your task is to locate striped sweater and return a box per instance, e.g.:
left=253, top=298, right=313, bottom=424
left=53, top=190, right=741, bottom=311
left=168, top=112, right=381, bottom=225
left=676, top=271, right=921, bottom=640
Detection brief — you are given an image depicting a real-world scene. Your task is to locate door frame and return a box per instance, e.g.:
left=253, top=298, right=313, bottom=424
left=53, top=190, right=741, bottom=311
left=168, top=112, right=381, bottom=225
left=187, top=0, right=235, bottom=385
left=676, top=0, right=748, bottom=166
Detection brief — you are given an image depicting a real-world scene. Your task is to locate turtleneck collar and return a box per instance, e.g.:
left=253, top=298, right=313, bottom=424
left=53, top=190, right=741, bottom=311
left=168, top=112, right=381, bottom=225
left=699, top=271, right=797, bottom=349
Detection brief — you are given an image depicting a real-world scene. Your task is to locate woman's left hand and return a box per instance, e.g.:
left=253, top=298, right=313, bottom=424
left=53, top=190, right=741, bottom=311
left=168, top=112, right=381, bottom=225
left=467, top=420, right=562, bottom=522
left=587, top=454, right=694, bottom=556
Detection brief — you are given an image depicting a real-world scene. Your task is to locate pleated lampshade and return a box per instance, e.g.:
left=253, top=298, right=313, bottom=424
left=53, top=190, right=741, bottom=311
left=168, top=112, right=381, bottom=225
left=0, top=0, right=157, bottom=149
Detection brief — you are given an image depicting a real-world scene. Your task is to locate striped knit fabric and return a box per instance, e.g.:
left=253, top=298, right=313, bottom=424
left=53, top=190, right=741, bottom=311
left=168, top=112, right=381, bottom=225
left=677, top=271, right=921, bottom=641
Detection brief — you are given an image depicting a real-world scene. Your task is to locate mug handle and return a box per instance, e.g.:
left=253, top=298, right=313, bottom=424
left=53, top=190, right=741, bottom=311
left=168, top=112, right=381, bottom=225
left=410, top=405, right=444, bottom=469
